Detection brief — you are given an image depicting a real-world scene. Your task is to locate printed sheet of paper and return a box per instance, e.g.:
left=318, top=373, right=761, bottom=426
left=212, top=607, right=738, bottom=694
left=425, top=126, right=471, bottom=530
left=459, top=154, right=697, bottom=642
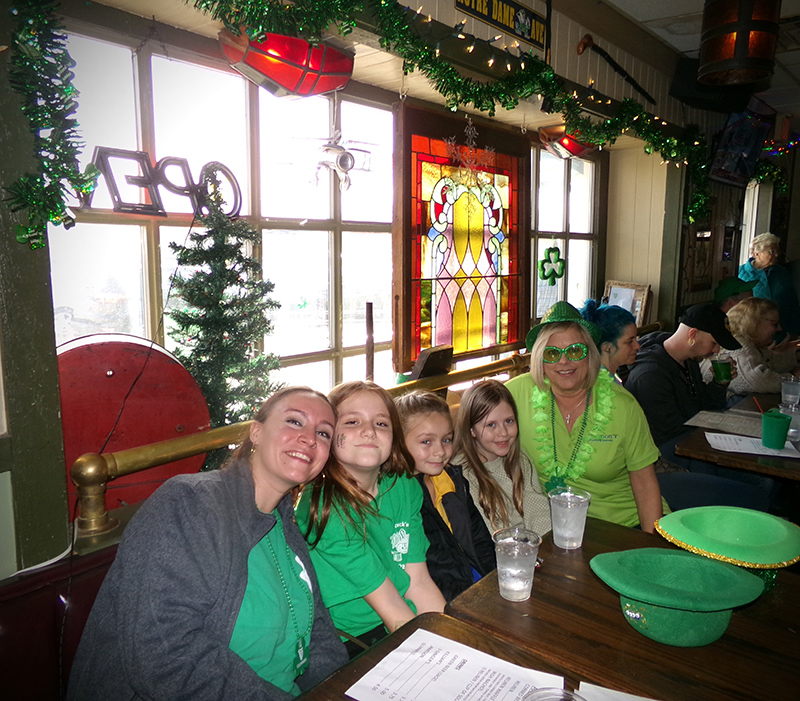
left=577, top=681, right=660, bottom=701
left=704, top=431, right=800, bottom=458
left=684, top=411, right=762, bottom=438
left=345, top=628, right=563, bottom=701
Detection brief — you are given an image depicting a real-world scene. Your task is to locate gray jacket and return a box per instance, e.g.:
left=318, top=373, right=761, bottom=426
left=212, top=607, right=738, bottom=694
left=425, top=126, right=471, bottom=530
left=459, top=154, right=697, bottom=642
left=67, top=458, right=347, bottom=700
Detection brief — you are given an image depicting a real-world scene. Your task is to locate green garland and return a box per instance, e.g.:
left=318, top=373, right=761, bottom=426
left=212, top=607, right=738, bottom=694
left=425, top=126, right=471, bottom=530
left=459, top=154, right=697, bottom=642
left=6, top=0, right=98, bottom=249
left=752, top=160, right=789, bottom=195
left=194, top=0, right=711, bottom=221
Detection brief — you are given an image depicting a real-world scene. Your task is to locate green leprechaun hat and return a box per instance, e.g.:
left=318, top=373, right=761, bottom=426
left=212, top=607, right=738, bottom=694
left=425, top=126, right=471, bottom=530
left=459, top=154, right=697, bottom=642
left=590, top=548, right=763, bottom=647
left=525, top=301, right=602, bottom=351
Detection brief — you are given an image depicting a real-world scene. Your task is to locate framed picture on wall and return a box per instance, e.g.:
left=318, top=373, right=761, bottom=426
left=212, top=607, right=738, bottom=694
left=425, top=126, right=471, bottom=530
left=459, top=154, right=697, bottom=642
left=603, top=280, right=651, bottom=327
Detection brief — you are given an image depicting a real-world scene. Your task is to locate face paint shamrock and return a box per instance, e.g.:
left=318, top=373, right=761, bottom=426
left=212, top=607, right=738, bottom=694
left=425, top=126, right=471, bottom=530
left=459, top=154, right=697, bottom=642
left=538, top=246, right=566, bottom=286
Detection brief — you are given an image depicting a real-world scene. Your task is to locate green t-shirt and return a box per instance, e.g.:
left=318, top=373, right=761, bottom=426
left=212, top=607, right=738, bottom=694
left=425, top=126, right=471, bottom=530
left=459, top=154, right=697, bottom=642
left=506, top=372, right=666, bottom=528
left=229, top=512, right=313, bottom=695
left=295, top=474, right=428, bottom=637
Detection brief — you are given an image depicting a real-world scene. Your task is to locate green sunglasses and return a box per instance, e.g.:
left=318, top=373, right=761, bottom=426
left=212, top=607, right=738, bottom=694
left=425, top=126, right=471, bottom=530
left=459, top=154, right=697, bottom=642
left=542, top=343, right=588, bottom=363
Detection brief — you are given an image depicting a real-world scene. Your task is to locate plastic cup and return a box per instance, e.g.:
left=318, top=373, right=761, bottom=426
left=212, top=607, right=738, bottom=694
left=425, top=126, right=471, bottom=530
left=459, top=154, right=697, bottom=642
left=710, top=355, right=733, bottom=383
left=762, top=410, right=791, bottom=449
left=493, top=526, right=541, bottom=602
left=521, top=689, right=588, bottom=701
left=781, top=375, right=800, bottom=406
left=548, top=487, right=591, bottom=550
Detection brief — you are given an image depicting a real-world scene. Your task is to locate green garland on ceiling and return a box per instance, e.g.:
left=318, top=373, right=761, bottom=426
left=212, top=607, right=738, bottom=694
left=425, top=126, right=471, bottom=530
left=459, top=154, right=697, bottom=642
left=6, top=0, right=98, bottom=249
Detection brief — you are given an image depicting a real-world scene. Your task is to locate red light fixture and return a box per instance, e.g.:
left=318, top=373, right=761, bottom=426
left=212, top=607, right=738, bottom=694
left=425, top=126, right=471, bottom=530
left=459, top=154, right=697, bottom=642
left=538, top=125, right=596, bottom=159
left=219, top=29, right=354, bottom=97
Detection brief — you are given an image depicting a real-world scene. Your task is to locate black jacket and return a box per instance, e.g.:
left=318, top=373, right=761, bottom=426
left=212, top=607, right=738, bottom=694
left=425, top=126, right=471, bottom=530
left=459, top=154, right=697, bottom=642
left=625, top=331, right=727, bottom=447
left=417, top=464, right=496, bottom=601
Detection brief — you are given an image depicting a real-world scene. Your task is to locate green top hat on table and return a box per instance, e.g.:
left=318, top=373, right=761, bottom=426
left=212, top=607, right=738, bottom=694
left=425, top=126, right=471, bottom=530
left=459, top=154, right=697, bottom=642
left=590, top=548, right=763, bottom=647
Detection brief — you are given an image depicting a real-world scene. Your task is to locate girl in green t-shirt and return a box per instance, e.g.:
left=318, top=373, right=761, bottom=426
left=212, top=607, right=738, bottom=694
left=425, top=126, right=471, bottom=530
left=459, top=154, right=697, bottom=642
left=297, top=381, right=446, bottom=655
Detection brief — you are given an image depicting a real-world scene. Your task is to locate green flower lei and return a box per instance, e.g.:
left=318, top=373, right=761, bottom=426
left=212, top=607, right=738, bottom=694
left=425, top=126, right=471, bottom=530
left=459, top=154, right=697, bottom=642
left=531, top=369, right=615, bottom=490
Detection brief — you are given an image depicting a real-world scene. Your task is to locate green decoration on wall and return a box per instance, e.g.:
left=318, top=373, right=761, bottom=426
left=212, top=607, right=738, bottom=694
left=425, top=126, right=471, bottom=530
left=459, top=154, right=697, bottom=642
left=6, top=0, right=99, bottom=249
left=538, top=246, right=566, bottom=286
left=752, top=160, right=789, bottom=194
left=168, top=171, right=282, bottom=468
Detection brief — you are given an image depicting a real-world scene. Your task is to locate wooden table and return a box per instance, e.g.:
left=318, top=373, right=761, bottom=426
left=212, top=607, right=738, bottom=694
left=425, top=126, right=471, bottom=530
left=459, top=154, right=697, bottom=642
left=295, top=613, right=567, bottom=700
left=675, top=394, right=800, bottom=481
left=446, top=518, right=800, bottom=701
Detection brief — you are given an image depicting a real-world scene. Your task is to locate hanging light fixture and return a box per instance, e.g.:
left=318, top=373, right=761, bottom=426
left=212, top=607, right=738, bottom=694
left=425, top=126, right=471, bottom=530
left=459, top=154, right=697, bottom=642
left=219, top=29, right=354, bottom=97
left=697, top=0, right=781, bottom=85
left=538, top=125, right=596, bottom=159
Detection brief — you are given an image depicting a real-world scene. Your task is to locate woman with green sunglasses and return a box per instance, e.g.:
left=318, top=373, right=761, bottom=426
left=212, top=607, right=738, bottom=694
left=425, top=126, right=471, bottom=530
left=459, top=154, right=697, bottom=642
left=505, top=302, right=666, bottom=533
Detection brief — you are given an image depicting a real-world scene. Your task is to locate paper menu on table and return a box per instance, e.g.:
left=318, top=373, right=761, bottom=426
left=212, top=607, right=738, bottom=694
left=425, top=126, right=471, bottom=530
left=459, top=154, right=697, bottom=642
left=577, top=682, right=660, bottom=700
left=684, top=410, right=762, bottom=438
left=345, top=628, right=563, bottom=701
left=704, top=431, right=800, bottom=458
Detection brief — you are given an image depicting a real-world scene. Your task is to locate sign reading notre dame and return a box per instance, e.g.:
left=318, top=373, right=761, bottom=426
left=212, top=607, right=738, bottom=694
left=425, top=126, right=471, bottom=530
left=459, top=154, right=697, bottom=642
left=455, top=0, right=546, bottom=50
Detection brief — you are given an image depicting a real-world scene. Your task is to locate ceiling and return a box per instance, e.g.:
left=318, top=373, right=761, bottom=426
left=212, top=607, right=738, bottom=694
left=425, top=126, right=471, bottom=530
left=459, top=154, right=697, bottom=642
left=604, top=0, right=800, bottom=134
left=84, top=0, right=800, bottom=138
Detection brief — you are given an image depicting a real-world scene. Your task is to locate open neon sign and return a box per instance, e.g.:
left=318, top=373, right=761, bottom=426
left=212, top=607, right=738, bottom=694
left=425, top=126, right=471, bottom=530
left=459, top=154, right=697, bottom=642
left=86, top=146, right=242, bottom=218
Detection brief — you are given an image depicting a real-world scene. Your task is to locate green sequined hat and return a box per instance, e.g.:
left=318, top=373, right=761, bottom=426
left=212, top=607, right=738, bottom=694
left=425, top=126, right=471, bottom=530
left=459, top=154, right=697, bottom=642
left=525, top=301, right=602, bottom=351
left=590, top=548, right=763, bottom=647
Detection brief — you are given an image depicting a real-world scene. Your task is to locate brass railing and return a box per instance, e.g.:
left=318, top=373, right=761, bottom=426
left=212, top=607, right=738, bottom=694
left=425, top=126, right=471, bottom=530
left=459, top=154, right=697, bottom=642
left=71, top=321, right=664, bottom=540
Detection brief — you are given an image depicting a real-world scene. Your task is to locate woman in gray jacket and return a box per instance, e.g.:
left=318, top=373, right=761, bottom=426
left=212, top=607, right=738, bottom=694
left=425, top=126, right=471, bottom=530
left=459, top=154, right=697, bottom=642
left=68, top=387, right=347, bottom=700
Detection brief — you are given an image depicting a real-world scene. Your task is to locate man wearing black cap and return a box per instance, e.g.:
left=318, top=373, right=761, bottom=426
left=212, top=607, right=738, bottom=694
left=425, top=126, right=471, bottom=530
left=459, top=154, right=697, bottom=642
left=626, top=304, right=774, bottom=510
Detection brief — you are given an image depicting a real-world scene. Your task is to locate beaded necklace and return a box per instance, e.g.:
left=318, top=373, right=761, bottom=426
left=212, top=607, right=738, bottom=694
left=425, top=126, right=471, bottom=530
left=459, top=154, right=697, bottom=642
left=266, top=511, right=314, bottom=675
left=531, top=369, right=615, bottom=492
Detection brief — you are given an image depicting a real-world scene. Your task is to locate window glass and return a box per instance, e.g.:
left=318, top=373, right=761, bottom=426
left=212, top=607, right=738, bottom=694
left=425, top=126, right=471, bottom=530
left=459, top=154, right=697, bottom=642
left=537, top=151, right=565, bottom=232
left=342, top=232, right=392, bottom=347
left=566, top=239, right=592, bottom=309
left=273, top=360, right=332, bottom=394
left=68, top=35, right=137, bottom=210
left=342, top=350, right=395, bottom=388
left=152, top=57, right=248, bottom=214
left=259, top=91, right=331, bottom=219
left=535, top=237, right=565, bottom=319
left=569, top=159, right=594, bottom=234
left=159, top=225, right=205, bottom=353
left=262, top=229, right=331, bottom=356
left=49, top=223, right=146, bottom=346
left=340, top=102, right=393, bottom=223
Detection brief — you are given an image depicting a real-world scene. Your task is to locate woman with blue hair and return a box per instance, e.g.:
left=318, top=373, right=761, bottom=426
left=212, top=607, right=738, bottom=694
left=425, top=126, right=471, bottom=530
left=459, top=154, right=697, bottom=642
left=580, top=300, right=639, bottom=380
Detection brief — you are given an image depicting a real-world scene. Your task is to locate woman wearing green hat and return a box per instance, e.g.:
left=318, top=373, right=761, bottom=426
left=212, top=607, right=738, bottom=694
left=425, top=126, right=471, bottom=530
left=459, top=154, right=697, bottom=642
left=506, top=302, right=666, bottom=532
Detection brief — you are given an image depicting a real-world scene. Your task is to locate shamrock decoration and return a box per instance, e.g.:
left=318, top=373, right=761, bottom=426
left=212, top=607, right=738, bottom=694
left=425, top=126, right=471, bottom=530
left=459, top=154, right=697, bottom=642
left=538, top=246, right=566, bottom=286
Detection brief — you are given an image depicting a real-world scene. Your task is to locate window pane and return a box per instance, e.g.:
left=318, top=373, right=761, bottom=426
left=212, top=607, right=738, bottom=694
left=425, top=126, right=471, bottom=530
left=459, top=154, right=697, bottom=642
left=342, top=350, right=395, bottom=388
left=49, top=223, right=146, bottom=346
left=537, top=151, right=565, bottom=232
left=152, top=57, right=248, bottom=214
left=566, top=239, right=593, bottom=310
left=159, top=225, right=204, bottom=354
left=69, top=35, right=137, bottom=210
left=569, top=159, right=594, bottom=233
left=342, top=232, right=392, bottom=347
left=535, top=237, right=565, bottom=319
left=273, top=360, right=332, bottom=394
left=262, top=230, right=331, bottom=355
left=340, top=102, right=393, bottom=222
left=259, top=91, right=331, bottom=219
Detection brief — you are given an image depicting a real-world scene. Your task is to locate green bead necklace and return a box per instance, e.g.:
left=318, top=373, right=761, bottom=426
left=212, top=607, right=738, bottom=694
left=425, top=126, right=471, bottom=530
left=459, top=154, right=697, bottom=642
left=266, top=511, right=314, bottom=675
left=546, top=389, right=591, bottom=493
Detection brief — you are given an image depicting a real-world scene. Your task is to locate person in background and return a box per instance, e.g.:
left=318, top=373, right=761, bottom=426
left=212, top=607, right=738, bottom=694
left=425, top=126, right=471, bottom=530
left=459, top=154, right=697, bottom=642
left=713, top=296, right=800, bottom=395
left=507, top=303, right=665, bottom=532
left=713, top=276, right=756, bottom=314
left=626, top=304, right=774, bottom=510
left=68, top=387, right=347, bottom=701
left=739, top=232, right=800, bottom=336
left=395, top=390, right=496, bottom=601
left=296, top=381, right=445, bottom=658
left=580, top=300, right=639, bottom=381
left=454, top=379, right=551, bottom=537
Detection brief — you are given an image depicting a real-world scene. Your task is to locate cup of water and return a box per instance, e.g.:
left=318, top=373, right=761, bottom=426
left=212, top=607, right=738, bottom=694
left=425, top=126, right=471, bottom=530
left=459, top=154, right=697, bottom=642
left=493, top=526, right=541, bottom=602
left=781, top=375, right=800, bottom=406
left=521, top=690, right=588, bottom=701
left=548, top=487, right=591, bottom=550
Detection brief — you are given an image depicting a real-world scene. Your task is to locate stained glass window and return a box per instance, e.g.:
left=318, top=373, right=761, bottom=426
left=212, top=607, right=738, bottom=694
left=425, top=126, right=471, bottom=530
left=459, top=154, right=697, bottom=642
left=410, top=133, right=520, bottom=360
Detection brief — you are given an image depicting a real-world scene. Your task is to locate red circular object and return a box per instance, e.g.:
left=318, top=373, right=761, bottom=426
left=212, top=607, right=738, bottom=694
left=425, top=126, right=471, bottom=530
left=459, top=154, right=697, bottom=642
left=59, top=334, right=210, bottom=518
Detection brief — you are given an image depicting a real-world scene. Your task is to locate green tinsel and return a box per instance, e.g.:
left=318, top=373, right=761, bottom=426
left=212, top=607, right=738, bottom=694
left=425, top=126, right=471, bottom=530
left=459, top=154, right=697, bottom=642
left=753, top=160, right=789, bottom=195
left=6, top=0, right=99, bottom=249
left=193, top=0, right=711, bottom=220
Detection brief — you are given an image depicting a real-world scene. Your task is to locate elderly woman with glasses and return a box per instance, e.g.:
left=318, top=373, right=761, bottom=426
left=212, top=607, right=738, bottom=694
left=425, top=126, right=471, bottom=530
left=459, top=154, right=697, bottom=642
left=506, top=302, right=666, bottom=533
